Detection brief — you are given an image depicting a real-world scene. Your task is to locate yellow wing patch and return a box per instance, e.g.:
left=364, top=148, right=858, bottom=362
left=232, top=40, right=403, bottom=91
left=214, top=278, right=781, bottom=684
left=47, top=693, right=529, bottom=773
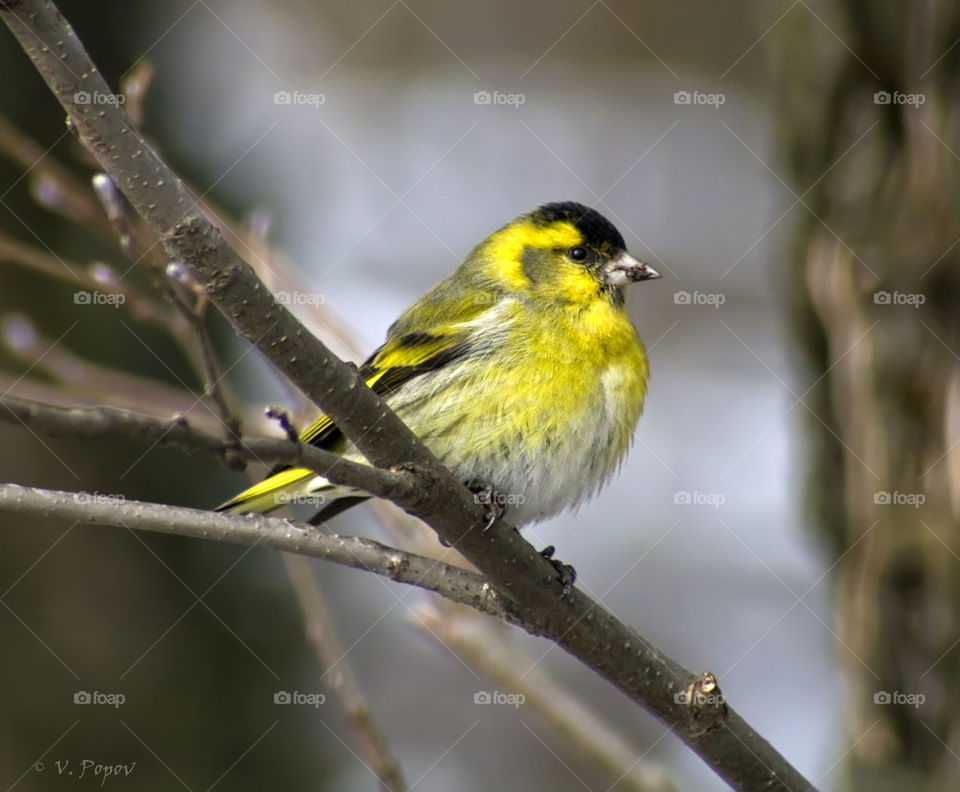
left=299, top=335, right=447, bottom=443
left=299, top=413, right=335, bottom=444
left=218, top=332, right=466, bottom=514
left=371, top=334, right=450, bottom=370
left=298, top=361, right=393, bottom=444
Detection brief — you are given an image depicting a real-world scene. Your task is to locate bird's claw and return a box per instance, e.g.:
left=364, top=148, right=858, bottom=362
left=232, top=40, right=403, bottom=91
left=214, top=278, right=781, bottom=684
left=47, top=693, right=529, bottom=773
left=465, top=479, right=507, bottom=531
left=540, top=545, right=576, bottom=596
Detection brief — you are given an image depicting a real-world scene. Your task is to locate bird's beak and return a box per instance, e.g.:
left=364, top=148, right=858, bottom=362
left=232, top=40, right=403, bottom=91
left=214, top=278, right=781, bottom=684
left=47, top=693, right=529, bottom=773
left=603, top=252, right=662, bottom=287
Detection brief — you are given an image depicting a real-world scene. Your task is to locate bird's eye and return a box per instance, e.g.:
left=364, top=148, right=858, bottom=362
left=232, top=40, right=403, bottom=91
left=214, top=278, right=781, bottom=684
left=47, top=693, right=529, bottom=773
left=567, top=246, right=587, bottom=261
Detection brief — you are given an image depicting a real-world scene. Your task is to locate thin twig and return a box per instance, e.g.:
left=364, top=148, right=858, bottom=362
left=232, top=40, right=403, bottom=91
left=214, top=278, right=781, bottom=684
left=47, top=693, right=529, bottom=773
left=0, top=394, right=422, bottom=503
left=283, top=554, right=408, bottom=792
left=87, top=168, right=242, bottom=433
left=0, top=229, right=176, bottom=326
left=120, top=60, right=153, bottom=129
left=415, top=602, right=678, bottom=792
left=0, top=322, right=227, bottom=433
left=0, top=112, right=108, bottom=230
left=163, top=262, right=243, bottom=438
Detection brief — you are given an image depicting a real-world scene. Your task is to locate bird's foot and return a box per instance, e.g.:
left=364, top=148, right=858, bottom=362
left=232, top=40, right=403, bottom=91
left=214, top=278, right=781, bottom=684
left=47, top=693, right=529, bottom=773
left=465, top=479, right=507, bottom=531
left=540, top=545, right=577, bottom=597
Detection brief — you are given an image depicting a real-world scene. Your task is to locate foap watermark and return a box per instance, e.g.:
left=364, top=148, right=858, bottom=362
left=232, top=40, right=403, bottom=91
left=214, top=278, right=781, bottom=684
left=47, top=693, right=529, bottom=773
left=873, top=91, right=925, bottom=107
left=275, top=290, right=325, bottom=306
left=674, top=490, right=725, bottom=508
left=674, top=290, right=725, bottom=308
left=474, top=290, right=506, bottom=306
left=74, top=290, right=125, bottom=308
left=274, top=690, right=325, bottom=707
left=673, top=90, right=725, bottom=108
left=74, top=690, right=125, bottom=709
left=73, top=90, right=125, bottom=106
left=274, top=90, right=325, bottom=108
left=474, top=90, right=525, bottom=108
left=874, top=690, right=925, bottom=708
left=874, top=490, right=925, bottom=508
left=73, top=492, right=125, bottom=507
left=474, top=490, right=525, bottom=508
left=674, top=689, right=724, bottom=706
left=473, top=690, right=525, bottom=708
left=874, top=290, right=924, bottom=308
left=274, top=492, right=326, bottom=507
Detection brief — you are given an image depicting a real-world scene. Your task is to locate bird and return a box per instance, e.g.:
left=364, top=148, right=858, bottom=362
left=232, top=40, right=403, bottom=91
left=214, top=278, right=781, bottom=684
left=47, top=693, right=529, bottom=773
left=217, top=201, right=661, bottom=526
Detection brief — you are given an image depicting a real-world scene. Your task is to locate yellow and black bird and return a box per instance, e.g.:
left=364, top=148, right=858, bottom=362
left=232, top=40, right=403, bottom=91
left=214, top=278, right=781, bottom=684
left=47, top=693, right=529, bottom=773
left=218, top=201, right=661, bottom=524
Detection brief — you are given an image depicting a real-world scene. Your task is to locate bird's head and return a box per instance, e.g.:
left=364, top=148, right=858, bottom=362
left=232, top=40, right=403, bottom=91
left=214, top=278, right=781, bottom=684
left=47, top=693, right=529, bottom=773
left=472, top=201, right=661, bottom=307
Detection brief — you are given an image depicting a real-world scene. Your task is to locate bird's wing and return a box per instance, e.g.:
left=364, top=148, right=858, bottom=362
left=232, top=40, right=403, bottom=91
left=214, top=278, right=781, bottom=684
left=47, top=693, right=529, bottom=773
left=295, top=328, right=474, bottom=448
left=216, top=291, right=490, bottom=514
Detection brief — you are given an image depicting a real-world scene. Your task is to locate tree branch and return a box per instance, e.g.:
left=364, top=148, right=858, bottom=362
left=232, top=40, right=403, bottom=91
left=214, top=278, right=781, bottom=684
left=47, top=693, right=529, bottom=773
left=0, top=483, right=516, bottom=623
left=0, top=320, right=230, bottom=435
left=414, top=601, right=678, bottom=792
left=0, top=394, right=423, bottom=503
left=0, top=3, right=819, bottom=789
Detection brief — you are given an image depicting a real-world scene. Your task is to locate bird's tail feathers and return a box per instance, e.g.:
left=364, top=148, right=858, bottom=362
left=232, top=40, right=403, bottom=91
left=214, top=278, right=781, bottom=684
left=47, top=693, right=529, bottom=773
left=216, top=468, right=362, bottom=514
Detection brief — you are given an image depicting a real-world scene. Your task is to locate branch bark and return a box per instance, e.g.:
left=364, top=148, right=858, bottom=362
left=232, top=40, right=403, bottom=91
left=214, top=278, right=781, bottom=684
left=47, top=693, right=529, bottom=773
left=0, top=483, right=515, bottom=623
left=0, top=2, right=819, bottom=789
left=0, top=394, right=425, bottom=504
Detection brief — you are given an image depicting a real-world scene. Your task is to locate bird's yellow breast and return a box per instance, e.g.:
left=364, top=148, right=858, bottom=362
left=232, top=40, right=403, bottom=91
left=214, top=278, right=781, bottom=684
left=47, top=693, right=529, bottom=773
left=505, top=297, right=648, bottom=436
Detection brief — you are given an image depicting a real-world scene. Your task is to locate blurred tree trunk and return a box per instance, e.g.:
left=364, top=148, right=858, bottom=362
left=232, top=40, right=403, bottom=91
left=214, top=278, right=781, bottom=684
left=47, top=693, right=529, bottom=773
left=776, top=2, right=960, bottom=789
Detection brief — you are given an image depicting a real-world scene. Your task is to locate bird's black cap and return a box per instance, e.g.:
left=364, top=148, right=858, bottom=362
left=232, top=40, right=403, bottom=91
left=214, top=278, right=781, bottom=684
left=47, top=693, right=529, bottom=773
left=530, top=201, right=626, bottom=251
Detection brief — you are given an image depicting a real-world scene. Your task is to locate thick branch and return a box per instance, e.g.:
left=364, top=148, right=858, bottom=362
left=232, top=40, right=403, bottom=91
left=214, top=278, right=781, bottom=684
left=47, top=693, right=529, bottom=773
left=0, top=4, right=819, bottom=789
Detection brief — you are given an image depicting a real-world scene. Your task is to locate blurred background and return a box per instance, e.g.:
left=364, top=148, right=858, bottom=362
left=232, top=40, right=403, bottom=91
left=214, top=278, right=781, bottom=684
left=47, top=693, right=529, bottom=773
left=1, top=1, right=958, bottom=790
